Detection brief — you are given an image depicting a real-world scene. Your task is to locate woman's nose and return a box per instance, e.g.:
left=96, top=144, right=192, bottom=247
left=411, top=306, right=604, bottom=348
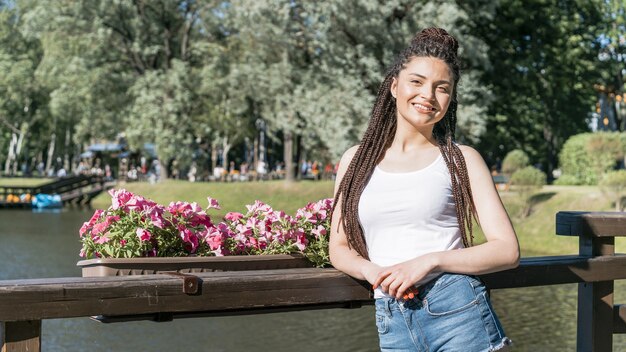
left=419, top=84, right=435, bottom=100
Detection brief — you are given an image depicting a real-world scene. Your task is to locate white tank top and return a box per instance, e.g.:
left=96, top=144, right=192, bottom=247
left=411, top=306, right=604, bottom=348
left=358, top=153, right=463, bottom=298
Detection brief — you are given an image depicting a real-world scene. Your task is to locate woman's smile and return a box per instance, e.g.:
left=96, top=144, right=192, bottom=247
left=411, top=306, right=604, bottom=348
left=412, top=102, right=437, bottom=114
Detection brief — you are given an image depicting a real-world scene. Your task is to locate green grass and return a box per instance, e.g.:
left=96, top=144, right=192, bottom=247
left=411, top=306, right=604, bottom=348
left=93, top=180, right=335, bottom=218
left=90, top=181, right=624, bottom=256
left=0, top=177, right=53, bottom=187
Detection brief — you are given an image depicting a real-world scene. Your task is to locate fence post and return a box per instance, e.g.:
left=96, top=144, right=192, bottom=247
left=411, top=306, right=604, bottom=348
left=1, top=320, right=41, bottom=352
left=556, top=211, right=625, bottom=352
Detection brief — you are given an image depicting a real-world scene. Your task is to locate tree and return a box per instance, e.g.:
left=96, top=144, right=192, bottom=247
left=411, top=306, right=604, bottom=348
left=0, top=4, right=48, bottom=175
left=472, top=0, right=604, bottom=177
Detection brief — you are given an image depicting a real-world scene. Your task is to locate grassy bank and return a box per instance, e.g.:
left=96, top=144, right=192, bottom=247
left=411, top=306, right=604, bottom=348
left=92, top=181, right=621, bottom=256
left=0, top=177, right=53, bottom=187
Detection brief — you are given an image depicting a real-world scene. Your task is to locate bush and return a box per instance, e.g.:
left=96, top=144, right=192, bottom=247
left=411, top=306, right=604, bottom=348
left=553, top=174, right=581, bottom=186
left=559, top=132, right=626, bottom=185
left=599, top=170, right=626, bottom=211
left=510, top=166, right=547, bottom=217
left=502, top=149, right=530, bottom=176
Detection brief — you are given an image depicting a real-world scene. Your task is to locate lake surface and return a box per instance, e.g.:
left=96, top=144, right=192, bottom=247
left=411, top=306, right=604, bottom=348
left=1, top=209, right=625, bottom=351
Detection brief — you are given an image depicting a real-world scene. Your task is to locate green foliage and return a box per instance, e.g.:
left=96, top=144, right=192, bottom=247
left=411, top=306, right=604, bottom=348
left=511, top=166, right=547, bottom=187
left=553, top=174, right=581, bottom=186
left=501, top=149, right=529, bottom=176
left=473, top=0, right=605, bottom=174
left=559, top=132, right=625, bottom=185
left=599, top=170, right=626, bottom=211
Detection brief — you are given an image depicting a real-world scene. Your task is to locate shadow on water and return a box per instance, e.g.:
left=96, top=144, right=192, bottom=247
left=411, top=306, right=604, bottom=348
left=1, top=209, right=625, bottom=351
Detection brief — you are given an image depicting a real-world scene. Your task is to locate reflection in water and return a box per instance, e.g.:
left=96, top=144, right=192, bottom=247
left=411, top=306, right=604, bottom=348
left=1, top=209, right=625, bottom=351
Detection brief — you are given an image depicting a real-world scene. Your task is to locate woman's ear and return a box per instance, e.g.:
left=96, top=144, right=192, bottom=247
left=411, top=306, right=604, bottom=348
left=390, top=77, right=397, bottom=99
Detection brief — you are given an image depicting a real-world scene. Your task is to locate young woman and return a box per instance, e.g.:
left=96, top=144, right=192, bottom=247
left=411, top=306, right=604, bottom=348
left=329, top=28, right=519, bottom=351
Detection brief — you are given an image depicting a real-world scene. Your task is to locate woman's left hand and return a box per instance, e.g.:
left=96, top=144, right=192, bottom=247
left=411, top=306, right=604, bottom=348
left=373, top=253, right=438, bottom=299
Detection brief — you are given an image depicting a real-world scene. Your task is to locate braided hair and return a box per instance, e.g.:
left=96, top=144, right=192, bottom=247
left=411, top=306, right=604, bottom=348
left=333, top=27, right=478, bottom=259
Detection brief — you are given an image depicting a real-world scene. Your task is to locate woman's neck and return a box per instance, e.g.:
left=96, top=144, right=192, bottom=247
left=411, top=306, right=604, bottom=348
left=389, top=127, right=438, bottom=153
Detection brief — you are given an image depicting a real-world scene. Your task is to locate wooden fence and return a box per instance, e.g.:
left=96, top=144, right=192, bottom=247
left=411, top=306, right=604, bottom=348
left=1, top=211, right=625, bottom=351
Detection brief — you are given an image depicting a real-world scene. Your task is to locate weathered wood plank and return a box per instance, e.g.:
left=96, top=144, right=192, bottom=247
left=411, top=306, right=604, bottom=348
left=0, top=268, right=371, bottom=321
left=1, top=320, right=41, bottom=352
left=614, top=304, right=626, bottom=334
left=480, top=255, right=626, bottom=289
left=1, top=255, right=626, bottom=322
left=576, top=231, right=615, bottom=352
left=556, top=211, right=626, bottom=237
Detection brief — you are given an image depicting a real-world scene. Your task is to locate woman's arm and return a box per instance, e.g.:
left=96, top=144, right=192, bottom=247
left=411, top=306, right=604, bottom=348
left=375, top=145, right=520, bottom=298
left=329, top=146, right=383, bottom=284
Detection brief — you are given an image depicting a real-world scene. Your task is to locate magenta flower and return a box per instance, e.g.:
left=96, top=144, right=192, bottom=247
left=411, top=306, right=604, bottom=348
left=136, top=228, right=152, bottom=242
left=207, top=197, right=221, bottom=210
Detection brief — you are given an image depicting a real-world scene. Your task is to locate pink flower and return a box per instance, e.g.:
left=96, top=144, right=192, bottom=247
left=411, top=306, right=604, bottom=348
left=94, top=235, right=110, bottom=244
left=295, top=230, right=308, bottom=251
left=179, top=228, right=198, bottom=253
left=136, top=228, right=152, bottom=242
left=311, top=225, right=327, bottom=238
left=109, top=189, right=133, bottom=210
left=91, top=221, right=109, bottom=236
left=80, top=209, right=104, bottom=237
left=224, top=212, right=244, bottom=222
left=206, top=197, right=221, bottom=210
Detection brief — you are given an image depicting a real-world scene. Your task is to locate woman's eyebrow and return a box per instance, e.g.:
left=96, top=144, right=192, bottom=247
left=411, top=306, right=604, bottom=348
left=407, top=73, right=451, bottom=85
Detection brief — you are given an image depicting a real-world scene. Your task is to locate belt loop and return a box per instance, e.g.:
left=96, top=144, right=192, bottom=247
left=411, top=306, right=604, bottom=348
left=385, top=298, right=392, bottom=317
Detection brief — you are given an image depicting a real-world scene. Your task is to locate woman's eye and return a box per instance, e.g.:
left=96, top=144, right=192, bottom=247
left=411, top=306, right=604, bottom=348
left=411, top=80, right=422, bottom=85
left=438, top=86, right=449, bottom=93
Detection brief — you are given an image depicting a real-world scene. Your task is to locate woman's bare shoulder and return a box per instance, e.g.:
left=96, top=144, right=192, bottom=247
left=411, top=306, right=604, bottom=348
left=341, top=145, right=360, bottom=163
left=457, top=144, right=490, bottom=177
left=335, top=145, right=360, bottom=181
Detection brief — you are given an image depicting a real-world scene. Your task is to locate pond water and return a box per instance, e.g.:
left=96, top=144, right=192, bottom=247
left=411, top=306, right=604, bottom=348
left=1, top=209, right=625, bottom=351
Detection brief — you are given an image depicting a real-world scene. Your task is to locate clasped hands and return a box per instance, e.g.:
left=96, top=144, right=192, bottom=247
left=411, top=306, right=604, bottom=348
left=364, top=254, right=437, bottom=300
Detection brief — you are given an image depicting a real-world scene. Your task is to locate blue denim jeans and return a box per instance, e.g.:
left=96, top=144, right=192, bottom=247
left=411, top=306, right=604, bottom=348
left=375, top=273, right=512, bottom=351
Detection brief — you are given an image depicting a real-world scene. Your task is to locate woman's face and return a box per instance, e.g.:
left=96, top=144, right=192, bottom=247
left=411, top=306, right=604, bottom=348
left=390, top=56, right=454, bottom=133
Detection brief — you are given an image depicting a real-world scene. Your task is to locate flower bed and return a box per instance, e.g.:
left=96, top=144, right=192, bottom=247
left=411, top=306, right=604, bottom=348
left=79, top=189, right=332, bottom=267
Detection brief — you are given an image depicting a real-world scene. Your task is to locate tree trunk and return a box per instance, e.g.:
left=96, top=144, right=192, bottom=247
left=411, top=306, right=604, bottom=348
left=253, top=136, right=259, bottom=173
left=46, top=133, right=56, bottom=175
left=64, top=127, right=71, bottom=172
left=12, top=122, right=29, bottom=175
left=221, top=135, right=231, bottom=178
left=210, top=140, right=218, bottom=172
left=4, top=133, right=17, bottom=174
left=284, top=130, right=295, bottom=182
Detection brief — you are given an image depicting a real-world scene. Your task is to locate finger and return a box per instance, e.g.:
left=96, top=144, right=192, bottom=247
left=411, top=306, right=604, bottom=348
left=395, top=282, right=412, bottom=300
left=388, top=279, right=403, bottom=297
left=380, top=274, right=396, bottom=294
left=373, top=270, right=391, bottom=289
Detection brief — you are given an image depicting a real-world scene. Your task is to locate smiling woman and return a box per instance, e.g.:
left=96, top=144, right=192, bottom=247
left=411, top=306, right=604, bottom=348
left=329, top=28, right=519, bottom=351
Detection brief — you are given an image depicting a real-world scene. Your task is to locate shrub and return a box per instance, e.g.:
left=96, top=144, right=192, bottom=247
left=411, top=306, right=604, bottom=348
left=510, top=166, right=547, bottom=217
left=599, top=170, right=626, bottom=211
left=502, top=149, right=530, bottom=176
left=559, top=132, right=626, bottom=185
left=553, top=174, right=581, bottom=186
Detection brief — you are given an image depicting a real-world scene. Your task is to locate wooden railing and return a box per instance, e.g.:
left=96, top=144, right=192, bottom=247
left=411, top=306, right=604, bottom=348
left=1, top=211, right=625, bottom=351
left=0, top=175, right=107, bottom=207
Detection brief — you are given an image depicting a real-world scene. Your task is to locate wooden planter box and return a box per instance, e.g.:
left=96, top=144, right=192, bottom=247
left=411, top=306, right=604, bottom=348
left=77, top=254, right=313, bottom=277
